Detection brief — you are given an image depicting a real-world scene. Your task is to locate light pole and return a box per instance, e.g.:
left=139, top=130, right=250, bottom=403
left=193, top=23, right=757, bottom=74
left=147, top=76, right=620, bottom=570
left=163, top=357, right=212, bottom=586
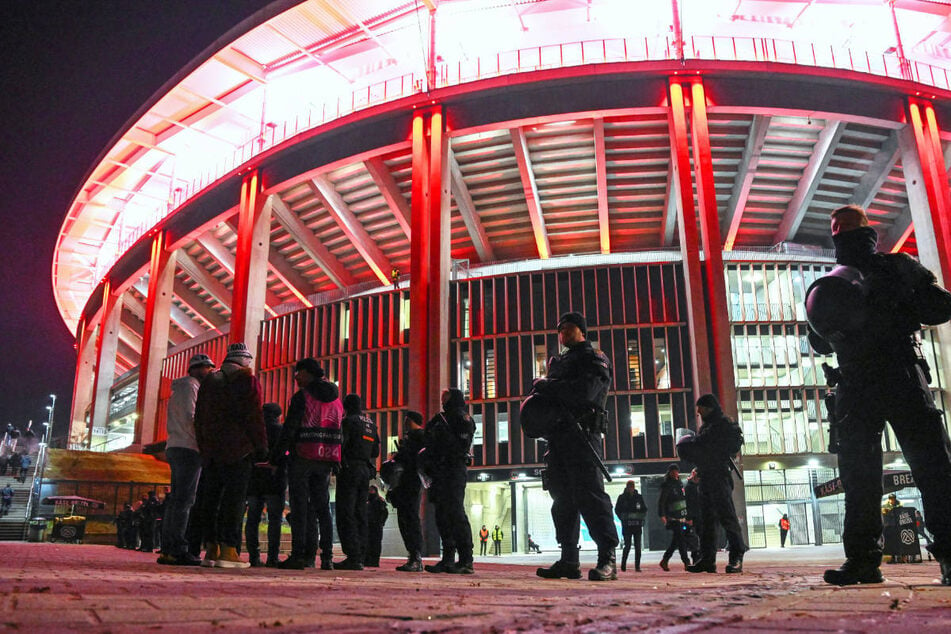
left=45, top=394, right=56, bottom=446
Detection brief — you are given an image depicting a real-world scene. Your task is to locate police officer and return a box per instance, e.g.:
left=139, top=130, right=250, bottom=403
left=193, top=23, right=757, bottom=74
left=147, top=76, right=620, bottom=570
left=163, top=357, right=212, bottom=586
left=808, top=204, right=951, bottom=586
left=388, top=410, right=426, bottom=571
left=614, top=480, right=647, bottom=572
left=422, top=388, right=476, bottom=575
left=335, top=393, right=380, bottom=571
left=683, top=394, right=748, bottom=574
left=534, top=311, right=619, bottom=582
left=658, top=464, right=691, bottom=572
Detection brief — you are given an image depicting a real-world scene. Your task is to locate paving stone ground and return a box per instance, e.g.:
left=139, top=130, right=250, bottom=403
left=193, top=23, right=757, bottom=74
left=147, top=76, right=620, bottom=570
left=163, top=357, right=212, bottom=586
left=0, top=543, right=948, bottom=632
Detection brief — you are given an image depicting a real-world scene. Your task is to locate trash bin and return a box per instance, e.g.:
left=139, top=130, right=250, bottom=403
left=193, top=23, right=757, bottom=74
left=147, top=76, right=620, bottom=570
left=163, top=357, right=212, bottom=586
left=27, top=518, right=47, bottom=542
left=51, top=515, right=86, bottom=543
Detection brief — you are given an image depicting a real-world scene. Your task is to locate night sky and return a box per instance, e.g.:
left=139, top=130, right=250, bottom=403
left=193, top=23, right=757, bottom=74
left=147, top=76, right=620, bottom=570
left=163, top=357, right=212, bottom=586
left=0, top=1, right=273, bottom=444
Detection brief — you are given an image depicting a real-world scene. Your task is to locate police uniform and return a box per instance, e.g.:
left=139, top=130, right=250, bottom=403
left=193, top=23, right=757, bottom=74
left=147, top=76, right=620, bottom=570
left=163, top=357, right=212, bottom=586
left=685, top=396, right=748, bottom=573
left=423, top=389, right=476, bottom=574
left=335, top=395, right=380, bottom=570
left=534, top=312, right=619, bottom=581
left=614, top=486, right=647, bottom=572
left=364, top=488, right=388, bottom=567
left=658, top=471, right=691, bottom=570
left=389, top=421, right=426, bottom=570
left=809, top=224, right=951, bottom=586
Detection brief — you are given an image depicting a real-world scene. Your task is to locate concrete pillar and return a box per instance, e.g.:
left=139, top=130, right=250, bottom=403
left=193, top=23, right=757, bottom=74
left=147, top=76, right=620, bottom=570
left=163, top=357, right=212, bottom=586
left=409, top=107, right=451, bottom=421
left=68, top=316, right=96, bottom=448
left=667, top=79, right=713, bottom=404
left=688, top=79, right=738, bottom=417
left=231, top=170, right=271, bottom=350
left=135, top=231, right=177, bottom=447
left=409, top=106, right=451, bottom=557
left=901, top=106, right=951, bottom=409
left=89, top=281, right=123, bottom=450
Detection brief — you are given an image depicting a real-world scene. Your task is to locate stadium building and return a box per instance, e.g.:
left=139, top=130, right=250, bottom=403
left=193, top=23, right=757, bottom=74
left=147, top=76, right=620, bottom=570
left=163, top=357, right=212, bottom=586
left=56, top=0, right=951, bottom=551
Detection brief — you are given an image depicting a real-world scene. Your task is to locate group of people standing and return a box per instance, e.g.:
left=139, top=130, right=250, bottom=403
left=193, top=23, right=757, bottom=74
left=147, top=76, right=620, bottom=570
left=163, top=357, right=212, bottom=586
left=156, top=344, right=386, bottom=570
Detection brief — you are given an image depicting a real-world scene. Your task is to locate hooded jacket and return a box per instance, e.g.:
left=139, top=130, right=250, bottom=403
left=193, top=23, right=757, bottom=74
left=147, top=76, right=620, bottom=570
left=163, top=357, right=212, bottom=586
left=274, top=377, right=343, bottom=464
left=194, top=364, right=267, bottom=464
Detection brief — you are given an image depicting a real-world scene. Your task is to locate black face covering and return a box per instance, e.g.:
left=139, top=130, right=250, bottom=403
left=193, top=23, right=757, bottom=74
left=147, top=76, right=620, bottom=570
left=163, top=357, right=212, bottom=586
left=443, top=388, right=466, bottom=412
left=832, top=226, right=878, bottom=268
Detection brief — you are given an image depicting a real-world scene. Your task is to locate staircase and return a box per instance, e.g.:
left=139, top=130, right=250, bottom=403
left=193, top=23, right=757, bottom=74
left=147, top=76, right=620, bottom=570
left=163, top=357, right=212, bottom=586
left=0, top=449, right=41, bottom=540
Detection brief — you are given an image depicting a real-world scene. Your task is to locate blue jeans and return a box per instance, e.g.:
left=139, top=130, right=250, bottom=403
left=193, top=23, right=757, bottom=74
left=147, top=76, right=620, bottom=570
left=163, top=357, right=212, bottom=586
left=287, top=458, right=334, bottom=562
left=162, top=447, right=202, bottom=556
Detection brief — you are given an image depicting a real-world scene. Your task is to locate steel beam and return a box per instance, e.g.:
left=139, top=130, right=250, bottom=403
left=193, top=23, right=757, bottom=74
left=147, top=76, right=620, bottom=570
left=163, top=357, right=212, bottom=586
left=661, top=163, right=677, bottom=246
left=269, top=194, right=356, bottom=289
left=177, top=250, right=233, bottom=311
left=723, top=115, right=770, bottom=250
left=172, top=278, right=227, bottom=330
left=510, top=127, right=551, bottom=259
left=449, top=150, right=494, bottom=262
left=850, top=131, right=900, bottom=209
left=310, top=174, right=392, bottom=285
left=364, top=157, right=412, bottom=239
left=774, top=120, right=845, bottom=243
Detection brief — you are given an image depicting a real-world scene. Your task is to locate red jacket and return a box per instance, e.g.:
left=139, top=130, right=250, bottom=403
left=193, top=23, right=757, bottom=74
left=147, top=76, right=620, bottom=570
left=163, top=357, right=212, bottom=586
left=194, top=366, right=267, bottom=464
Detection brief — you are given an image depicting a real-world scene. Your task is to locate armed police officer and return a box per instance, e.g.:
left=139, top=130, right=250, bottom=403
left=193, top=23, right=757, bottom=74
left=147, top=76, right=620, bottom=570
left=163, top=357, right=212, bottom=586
left=385, top=410, right=426, bottom=572
left=807, top=204, right=951, bottom=586
left=421, top=388, right=477, bottom=575
left=681, top=394, right=748, bottom=574
left=529, top=312, right=619, bottom=581
left=334, top=393, right=380, bottom=570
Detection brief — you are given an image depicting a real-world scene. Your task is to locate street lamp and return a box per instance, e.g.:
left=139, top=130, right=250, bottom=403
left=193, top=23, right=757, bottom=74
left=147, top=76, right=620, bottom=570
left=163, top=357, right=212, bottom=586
left=45, top=394, right=56, bottom=447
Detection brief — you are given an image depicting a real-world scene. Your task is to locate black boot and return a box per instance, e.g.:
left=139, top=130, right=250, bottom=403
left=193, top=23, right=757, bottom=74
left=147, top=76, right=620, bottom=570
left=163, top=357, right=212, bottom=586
left=939, top=558, right=951, bottom=586
left=725, top=551, right=744, bottom=574
left=620, top=553, right=627, bottom=572
left=823, top=559, right=883, bottom=586
left=425, top=548, right=455, bottom=573
left=536, top=559, right=582, bottom=579
left=396, top=554, right=423, bottom=572
left=588, top=550, right=617, bottom=581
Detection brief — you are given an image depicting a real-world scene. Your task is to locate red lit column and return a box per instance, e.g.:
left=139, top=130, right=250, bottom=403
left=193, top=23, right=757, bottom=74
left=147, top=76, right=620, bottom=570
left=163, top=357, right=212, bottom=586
left=689, top=80, right=738, bottom=418
left=135, top=231, right=177, bottom=447
left=68, top=316, right=96, bottom=448
left=409, top=106, right=451, bottom=559
left=667, top=79, right=713, bottom=404
left=409, top=107, right=451, bottom=420
left=231, top=170, right=272, bottom=349
left=89, top=280, right=123, bottom=450
left=906, top=99, right=951, bottom=283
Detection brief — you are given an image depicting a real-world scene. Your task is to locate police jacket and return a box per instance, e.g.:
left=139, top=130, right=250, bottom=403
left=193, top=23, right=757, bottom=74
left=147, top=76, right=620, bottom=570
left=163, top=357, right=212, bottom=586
left=534, top=340, right=612, bottom=451
left=692, top=407, right=743, bottom=475
left=811, top=226, right=951, bottom=368
left=341, top=412, right=380, bottom=469
left=423, top=389, right=475, bottom=473
left=614, top=490, right=647, bottom=528
left=658, top=476, right=687, bottom=524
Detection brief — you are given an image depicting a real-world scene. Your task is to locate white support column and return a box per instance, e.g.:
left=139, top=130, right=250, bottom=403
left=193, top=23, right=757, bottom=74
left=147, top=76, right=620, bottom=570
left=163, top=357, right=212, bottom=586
left=90, top=286, right=123, bottom=449
left=68, top=317, right=96, bottom=448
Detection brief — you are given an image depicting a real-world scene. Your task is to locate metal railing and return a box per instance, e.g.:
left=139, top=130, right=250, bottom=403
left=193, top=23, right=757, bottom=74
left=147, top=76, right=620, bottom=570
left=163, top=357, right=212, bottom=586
left=90, top=34, right=951, bottom=284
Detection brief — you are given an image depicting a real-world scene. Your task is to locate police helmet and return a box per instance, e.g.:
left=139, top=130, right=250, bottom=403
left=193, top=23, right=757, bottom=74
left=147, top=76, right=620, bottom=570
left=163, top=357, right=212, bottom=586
left=805, top=265, right=868, bottom=341
left=519, top=392, right=568, bottom=439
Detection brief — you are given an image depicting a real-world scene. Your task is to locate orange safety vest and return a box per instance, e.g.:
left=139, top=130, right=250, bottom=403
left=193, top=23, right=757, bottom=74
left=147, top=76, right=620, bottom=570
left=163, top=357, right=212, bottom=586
left=780, top=518, right=790, bottom=531
left=479, top=528, right=489, bottom=542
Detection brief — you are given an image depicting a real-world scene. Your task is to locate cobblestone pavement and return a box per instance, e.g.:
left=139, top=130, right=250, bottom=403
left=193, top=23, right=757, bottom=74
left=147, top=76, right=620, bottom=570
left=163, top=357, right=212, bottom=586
left=0, top=543, right=948, bottom=632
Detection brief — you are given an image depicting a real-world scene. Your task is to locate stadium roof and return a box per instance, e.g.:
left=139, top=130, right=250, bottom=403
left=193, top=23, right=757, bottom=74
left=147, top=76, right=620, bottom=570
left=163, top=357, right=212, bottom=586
left=54, top=0, right=951, bottom=346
